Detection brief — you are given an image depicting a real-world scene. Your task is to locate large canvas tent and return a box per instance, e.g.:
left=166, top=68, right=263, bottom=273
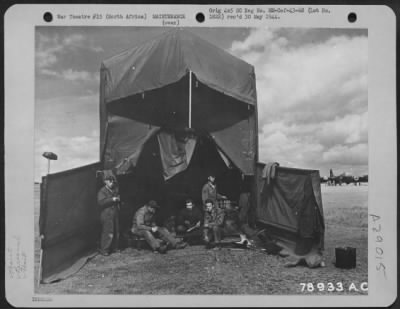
left=100, top=28, right=258, bottom=177
left=39, top=29, right=324, bottom=283
left=98, top=28, right=258, bottom=235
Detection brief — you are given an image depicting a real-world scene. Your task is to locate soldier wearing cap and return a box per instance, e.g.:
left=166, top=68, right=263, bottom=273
left=131, top=200, right=187, bottom=254
left=97, top=175, right=120, bottom=256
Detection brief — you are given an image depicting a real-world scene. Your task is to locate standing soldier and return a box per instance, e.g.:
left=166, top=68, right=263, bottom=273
left=97, top=175, right=120, bottom=256
left=203, top=199, right=225, bottom=248
left=201, top=174, right=227, bottom=207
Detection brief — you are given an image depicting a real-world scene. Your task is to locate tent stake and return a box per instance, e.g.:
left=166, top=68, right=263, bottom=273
left=189, top=70, right=192, bottom=128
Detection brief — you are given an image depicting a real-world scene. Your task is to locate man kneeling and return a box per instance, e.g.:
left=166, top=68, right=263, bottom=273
left=203, top=199, right=225, bottom=249
left=131, top=200, right=187, bottom=254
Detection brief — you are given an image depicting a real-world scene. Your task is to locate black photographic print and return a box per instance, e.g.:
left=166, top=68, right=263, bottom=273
left=34, top=26, right=368, bottom=294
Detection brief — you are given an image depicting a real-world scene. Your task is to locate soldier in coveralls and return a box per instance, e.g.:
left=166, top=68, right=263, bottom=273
left=97, top=175, right=120, bottom=256
left=201, top=174, right=227, bottom=207
left=131, top=200, right=188, bottom=254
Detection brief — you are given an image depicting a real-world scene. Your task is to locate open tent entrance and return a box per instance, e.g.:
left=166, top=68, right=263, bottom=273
left=117, top=131, right=243, bottom=234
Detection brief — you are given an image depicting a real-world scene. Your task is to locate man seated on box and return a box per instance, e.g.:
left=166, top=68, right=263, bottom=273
left=176, top=199, right=203, bottom=245
left=131, top=200, right=187, bottom=254
left=203, top=199, right=225, bottom=249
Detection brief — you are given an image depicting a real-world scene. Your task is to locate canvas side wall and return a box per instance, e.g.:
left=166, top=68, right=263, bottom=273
left=254, top=164, right=325, bottom=254
left=39, top=163, right=101, bottom=283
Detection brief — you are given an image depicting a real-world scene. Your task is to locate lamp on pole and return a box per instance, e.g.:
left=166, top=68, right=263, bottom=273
left=38, top=151, right=57, bottom=285
left=42, top=152, right=58, bottom=175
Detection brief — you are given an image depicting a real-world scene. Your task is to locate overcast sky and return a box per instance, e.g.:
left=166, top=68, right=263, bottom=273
left=35, top=27, right=367, bottom=181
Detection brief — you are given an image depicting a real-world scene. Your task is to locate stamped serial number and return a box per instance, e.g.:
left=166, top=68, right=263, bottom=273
left=32, top=296, right=52, bottom=302
left=300, top=282, right=368, bottom=292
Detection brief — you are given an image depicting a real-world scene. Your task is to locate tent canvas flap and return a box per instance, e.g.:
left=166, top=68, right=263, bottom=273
left=103, top=116, right=160, bottom=173
left=157, top=131, right=197, bottom=180
left=211, top=116, right=256, bottom=175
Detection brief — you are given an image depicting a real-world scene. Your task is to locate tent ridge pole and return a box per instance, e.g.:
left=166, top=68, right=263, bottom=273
left=189, top=70, right=192, bottom=128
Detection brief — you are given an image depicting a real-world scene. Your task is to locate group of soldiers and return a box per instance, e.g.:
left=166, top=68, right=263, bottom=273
left=97, top=174, right=251, bottom=255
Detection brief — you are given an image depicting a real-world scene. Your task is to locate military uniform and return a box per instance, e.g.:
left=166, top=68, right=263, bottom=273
left=131, top=205, right=179, bottom=251
left=203, top=205, right=225, bottom=243
left=97, top=185, right=120, bottom=255
left=176, top=206, right=203, bottom=232
left=176, top=206, right=203, bottom=244
left=201, top=182, right=224, bottom=206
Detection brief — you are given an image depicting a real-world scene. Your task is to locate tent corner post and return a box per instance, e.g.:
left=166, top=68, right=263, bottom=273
left=189, top=70, right=192, bottom=129
left=37, top=235, right=44, bottom=286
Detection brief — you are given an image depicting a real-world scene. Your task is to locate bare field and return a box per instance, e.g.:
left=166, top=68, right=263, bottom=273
left=34, top=184, right=368, bottom=295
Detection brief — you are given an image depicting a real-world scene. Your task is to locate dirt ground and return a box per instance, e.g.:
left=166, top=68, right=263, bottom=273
left=34, top=184, right=368, bottom=295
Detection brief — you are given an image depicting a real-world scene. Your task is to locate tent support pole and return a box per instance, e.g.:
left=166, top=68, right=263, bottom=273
left=37, top=237, right=43, bottom=285
left=189, top=70, right=192, bottom=128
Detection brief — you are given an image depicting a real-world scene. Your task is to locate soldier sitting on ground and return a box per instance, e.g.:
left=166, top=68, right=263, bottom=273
left=203, top=199, right=225, bottom=249
left=131, top=200, right=187, bottom=254
left=176, top=199, right=203, bottom=245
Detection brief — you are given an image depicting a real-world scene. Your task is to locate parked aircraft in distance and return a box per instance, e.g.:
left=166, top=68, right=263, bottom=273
left=320, top=169, right=368, bottom=186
